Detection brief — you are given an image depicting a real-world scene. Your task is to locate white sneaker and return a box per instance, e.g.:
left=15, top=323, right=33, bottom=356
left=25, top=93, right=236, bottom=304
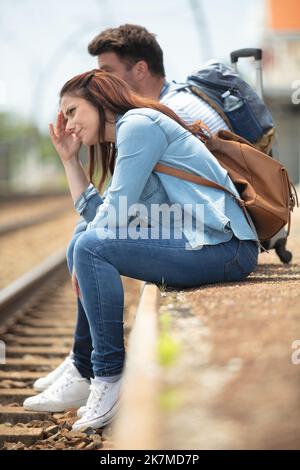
left=77, top=405, right=87, bottom=418
left=23, top=361, right=90, bottom=412
left=33, top=353, right=74, bottom=391
left=72, top=378, right=122, bottom=431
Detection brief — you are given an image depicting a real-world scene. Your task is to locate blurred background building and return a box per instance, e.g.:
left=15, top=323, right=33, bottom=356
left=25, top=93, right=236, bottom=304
left=263, top=0, right=300, bottom=184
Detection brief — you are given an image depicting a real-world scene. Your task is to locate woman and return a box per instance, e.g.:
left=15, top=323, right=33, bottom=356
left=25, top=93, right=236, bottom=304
left=23, top=70, right=259, bottom=431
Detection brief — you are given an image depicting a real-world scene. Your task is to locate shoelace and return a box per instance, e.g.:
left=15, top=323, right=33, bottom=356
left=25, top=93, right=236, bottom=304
left=84, top=383, right=109, bottom=418
left=43, top=371, right=76, bottom=397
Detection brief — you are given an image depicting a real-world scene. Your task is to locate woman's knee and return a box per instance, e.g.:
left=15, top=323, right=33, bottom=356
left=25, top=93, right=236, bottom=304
left=66, top=232, right=86, bottom=273
left=73, top=219, right=88, bottom=236
left=73, top=230, right=112, bottom=269
left=73, top=231, right=98, bottom=264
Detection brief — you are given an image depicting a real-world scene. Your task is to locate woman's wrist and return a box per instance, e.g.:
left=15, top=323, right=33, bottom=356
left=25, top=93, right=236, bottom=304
left=62, top=155, right=80, bottom=169
left=62, top=157, right=89, bottom=204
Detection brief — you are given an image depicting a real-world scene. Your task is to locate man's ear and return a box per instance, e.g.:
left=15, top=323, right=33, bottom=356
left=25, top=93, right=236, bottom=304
left=133, top=60, right=149, bottom=81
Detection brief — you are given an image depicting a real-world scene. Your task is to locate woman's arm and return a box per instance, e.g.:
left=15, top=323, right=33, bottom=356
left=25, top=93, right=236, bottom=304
left=49, top=111, right=104, bottom=221
left=74, top=183, right=109, bottom=224
left=87, top=114, right=168, bottom=231
left=49, top=112, right=90, bottom=203
left=62, top=159, right=89, bottom=204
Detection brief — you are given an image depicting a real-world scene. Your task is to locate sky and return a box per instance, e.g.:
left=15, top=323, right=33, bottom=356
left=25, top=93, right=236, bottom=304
left=0, top=0, right=266, bottom=130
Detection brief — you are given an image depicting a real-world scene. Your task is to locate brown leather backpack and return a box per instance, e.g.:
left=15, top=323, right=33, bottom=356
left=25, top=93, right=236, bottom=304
left=154, top=129, right=298, bottom=241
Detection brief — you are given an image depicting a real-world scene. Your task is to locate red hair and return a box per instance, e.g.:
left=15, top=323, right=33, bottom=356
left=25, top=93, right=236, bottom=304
left=60, top=69, right=203, bottom=191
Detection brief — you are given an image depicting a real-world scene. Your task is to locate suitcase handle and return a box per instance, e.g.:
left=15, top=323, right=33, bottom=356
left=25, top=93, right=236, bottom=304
left=230, top=48, right=262, bottom=63
left=230, top=48, right=264, bottom=98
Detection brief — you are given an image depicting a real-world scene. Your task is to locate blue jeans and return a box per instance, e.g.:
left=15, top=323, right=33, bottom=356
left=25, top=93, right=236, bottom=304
left=66, top=225, right=258, bottom=378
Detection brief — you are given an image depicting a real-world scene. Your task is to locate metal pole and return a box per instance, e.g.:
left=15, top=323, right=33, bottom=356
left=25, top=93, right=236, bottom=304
left=255, top=60, right=264, bottom=99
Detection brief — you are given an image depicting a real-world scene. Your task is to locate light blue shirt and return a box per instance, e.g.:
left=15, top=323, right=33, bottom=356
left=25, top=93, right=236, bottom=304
left=75, top=108, right=258, bottom=248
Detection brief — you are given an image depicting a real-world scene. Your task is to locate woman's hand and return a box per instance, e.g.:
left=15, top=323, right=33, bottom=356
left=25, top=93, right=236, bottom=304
left=72, top=268, right=81, bottom=297
left=49, top=111, right=82, bottom=164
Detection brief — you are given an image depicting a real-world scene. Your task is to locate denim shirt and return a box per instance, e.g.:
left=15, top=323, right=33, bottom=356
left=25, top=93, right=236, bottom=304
left=75, top=108, right=258, bottom=248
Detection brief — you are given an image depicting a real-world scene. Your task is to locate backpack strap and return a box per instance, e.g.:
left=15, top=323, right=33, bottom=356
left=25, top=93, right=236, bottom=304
left=154, top=162, right=266, bottom=251
left=188, top=85, right=233, bottom=130
left=168, top=82, right=233, bottom=130
left=154, top=162, right=243, bottom=205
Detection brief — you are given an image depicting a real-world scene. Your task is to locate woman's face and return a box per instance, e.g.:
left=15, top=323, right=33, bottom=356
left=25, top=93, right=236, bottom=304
left=60, top=94, right=101, bottom=145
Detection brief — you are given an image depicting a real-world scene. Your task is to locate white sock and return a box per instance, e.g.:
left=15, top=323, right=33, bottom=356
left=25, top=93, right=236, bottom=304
left=95, top=373, right=122, bottom=384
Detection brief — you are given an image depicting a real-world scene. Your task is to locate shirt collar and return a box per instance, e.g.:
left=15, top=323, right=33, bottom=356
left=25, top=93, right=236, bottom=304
left=159, top=80, right=171, bottom=100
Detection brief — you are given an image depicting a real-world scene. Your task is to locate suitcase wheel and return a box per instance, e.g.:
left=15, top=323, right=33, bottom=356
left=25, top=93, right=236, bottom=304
left=274, top=238, right=292, bottom=264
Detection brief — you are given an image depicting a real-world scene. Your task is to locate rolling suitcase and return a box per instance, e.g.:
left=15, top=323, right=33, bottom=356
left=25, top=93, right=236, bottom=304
left=230, top=48, right=293, bottom=264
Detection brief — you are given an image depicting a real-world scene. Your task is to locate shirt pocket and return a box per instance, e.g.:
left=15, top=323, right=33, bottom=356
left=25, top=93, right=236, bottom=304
left=224, top=239, right=258, bottom=282
left=243, top=241, right=259, bottom=266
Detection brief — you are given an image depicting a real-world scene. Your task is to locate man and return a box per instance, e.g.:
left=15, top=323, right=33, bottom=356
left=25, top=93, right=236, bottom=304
left=88, top=24, right=229, bottom=133
left=25, top=24, right=229, bottom=412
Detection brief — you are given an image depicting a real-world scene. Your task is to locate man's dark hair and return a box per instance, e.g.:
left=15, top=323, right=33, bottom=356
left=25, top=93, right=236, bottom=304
left=88, top=24, right=165, bottom=77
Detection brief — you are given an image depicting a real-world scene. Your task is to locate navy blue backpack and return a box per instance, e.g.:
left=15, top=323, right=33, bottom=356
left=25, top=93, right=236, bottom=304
left=174, top=62, right=275, bottom=150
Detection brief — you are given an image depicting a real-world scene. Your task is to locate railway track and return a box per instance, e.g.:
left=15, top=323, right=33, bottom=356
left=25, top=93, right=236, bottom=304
left=0, top=194, right=164, bottom=450
left=0, top=203, right=78, bottom=290
left=0, top=194, right=72, bottom=235
left=0, top=249, right=147, bottom=450
left=1, top=199, right=299, bottom=450
left=0, top=256, right=78, bottom=449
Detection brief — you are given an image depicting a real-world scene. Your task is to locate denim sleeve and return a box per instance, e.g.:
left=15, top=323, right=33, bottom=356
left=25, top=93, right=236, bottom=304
left=74, top=183, right=110, bottom=224
left=87, top=115, right=168, bottom=230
